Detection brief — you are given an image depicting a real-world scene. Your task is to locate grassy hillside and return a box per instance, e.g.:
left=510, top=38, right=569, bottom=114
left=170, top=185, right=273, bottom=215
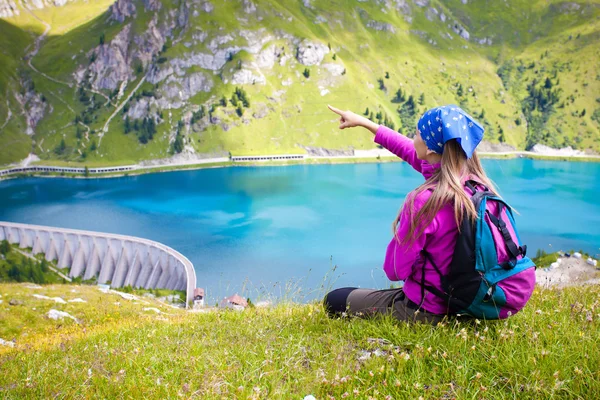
left=0, top=281, right=599, bottom=398
left=0, top=0, right=599, bottom=167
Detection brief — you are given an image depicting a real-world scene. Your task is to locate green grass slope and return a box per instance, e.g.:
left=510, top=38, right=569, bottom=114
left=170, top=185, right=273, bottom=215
left=1, top=281, right=599, bottom=398
left=0, top=0, right=599, bottom=167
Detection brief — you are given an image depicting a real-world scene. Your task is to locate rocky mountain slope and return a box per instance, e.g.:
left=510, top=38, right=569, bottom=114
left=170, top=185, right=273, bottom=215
left=0, top=0, right=599, bottom=166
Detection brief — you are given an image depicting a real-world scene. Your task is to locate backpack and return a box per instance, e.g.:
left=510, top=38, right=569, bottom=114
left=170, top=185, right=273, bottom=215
left=421, top=180, right=536, bottom=319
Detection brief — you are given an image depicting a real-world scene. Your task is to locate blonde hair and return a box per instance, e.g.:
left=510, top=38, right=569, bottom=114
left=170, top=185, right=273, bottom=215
left=393, top=140, right=498, bottom=245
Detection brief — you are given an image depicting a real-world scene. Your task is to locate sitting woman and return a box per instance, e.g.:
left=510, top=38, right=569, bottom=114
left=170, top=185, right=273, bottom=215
left=323, top=104, right=534, bottom=324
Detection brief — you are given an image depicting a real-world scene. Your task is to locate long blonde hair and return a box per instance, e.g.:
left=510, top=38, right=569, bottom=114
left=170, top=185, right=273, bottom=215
left=393, top=139, right=497, bottom=245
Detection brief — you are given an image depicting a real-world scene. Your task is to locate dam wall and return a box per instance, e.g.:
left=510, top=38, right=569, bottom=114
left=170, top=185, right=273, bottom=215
left=0, top=221, right=196, bottom=307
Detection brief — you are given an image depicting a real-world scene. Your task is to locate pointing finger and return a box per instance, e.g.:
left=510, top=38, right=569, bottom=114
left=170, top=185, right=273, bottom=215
left=327, top=104, right=343, bottom=115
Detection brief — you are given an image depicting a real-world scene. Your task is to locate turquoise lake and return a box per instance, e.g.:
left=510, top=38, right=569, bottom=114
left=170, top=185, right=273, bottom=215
left=0, top=159, right=599, bottom=303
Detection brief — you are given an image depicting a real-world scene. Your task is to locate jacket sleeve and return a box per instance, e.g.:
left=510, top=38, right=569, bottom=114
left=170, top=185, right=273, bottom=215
left=382, top=194, right=438, bottom=281
left=374, top=125, right=422, bottom=174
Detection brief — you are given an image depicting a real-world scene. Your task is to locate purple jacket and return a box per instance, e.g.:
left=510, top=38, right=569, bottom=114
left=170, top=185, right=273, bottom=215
left=374, top=125, right=459, bottom=314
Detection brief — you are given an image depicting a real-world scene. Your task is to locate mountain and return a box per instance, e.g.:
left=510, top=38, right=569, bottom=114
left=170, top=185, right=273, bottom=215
left=0, top=0, right=599, bottom=166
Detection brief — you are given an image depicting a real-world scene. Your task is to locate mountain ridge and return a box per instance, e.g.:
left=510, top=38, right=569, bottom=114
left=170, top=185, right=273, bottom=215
left=0, top=0, right=599, bottom=166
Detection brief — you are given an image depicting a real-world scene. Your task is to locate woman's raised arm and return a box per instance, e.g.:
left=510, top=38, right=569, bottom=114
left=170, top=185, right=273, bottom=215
left=327, top=105, right=421, bottom=172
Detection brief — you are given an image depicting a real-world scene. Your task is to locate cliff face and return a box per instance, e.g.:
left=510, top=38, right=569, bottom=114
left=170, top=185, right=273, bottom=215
left=0, top=0, right=599, bottom=166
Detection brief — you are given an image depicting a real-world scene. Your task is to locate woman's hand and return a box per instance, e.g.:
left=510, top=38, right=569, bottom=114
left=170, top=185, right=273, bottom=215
left=327, top=105, right=379, bottom=134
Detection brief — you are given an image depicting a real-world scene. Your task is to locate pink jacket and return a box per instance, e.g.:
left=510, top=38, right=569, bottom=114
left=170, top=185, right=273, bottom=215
left=374, top=125, right=459, bottom=314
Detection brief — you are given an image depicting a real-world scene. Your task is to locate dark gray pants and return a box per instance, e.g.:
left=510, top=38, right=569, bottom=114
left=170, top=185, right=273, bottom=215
left=323, top=287, right=445, bottom=324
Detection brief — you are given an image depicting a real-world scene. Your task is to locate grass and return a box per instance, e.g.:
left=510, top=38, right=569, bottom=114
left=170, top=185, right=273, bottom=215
left=0, top=281, right=599, bottom=398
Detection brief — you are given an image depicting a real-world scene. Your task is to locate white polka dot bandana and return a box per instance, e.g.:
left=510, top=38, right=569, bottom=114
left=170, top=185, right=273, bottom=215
left=417, top=105, right=484, bottom=158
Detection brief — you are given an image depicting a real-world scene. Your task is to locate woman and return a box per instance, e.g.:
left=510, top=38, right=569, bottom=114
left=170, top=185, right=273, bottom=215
left=323, top=104, right=534, bottom=324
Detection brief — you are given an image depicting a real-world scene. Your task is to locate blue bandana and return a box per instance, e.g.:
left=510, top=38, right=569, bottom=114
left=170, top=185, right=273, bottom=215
left=417, top=105, right=484, bottom=159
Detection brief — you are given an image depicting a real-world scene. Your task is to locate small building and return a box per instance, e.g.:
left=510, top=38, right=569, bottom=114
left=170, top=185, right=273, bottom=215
left=220, top=294, right=248, bottom=310
left=193, top=288, right=205, bottom=309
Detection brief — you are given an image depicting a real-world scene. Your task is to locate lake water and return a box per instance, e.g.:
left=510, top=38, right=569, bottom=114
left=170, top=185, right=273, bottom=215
left=0, top=159, right=599, bottom=303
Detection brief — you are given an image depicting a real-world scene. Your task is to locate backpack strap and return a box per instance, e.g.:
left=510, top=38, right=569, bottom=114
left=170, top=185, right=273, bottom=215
left=485, top=205, right=527, bottom=270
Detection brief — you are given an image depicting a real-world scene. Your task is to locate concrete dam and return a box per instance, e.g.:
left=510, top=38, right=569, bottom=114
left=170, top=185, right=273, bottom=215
left=0, top=221, right=197, bottom=306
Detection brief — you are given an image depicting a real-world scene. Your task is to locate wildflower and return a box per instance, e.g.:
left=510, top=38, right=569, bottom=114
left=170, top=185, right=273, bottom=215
left=483, top=326, right=488, bottom=333
left=427, top=346, right=432, bottom=353
left=574, top=367, right=583, bottom=375
left=442, top=352, right=448, bottom=358
left=353, top=389, right=360, bottom=395
left=385, top=396, right=393, bottom=400
left=475, top=372, right=482, bottom=379
left=475, top=319, right=481, bottom=325
left=553, top=371, right=560, bottom=379
left=480, top=385, right=487, bottom=391
left=237, top=386, right=244, bottom=392
left=586, top=312, right=593, bottom=322
left=395, top=379, right=401, bottom=387
left=379, top=366, right=385, bottom=373
left=369, top=371, right=374, bottom=377
left=471, top=345, right=476, bottom=351
left=341, top=393, right=349, bottom=399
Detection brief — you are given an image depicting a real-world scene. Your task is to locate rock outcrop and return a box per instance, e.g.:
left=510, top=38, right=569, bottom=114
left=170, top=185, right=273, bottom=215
left=0, top=0, right=18, bottom=18
left=14, top=78, right=48, bottom=136
left=79, top=24, right=134, bottom=91
left=296, top=39, right=329, bottom=66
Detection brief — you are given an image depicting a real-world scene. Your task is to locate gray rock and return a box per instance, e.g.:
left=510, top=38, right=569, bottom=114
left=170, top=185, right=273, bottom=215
left=296, top=39, right=329, bottom=66
left=14, top=78, right=47, bottom=136
left=243, top=0, right=256, bottom=13
left=314, top=15, right=327, bottom=24
left=366, top=20, right=396, bottom=33
left=413, top=0, right=429, bottom=7
left=208, top=34, right=234, bottom=53
left=451, top=22, right=470, bottom=40
left=9, top=299, right=23, bottom=306
left=171, top=51, right=231, bottom=72
left=255, top=44, right=283, bottom=69
left=157, top=72, right=213, bottom=109
left=177, top=0, right=188, bottom=28
left=110, top=0, right=136, bottom=22
left=231, top=69, right=266, bottom=85
left=126, top=97, right=155, bottom=120
left=476, top=140, right=516, bottom=153
left=132, top=17, right=167, bottom=69
left=83, top=24, right=133, bottom=91
left=142, top=0, right=161, bottom=11
left=301, top=146, right=354, bottom=157
left=147, top=65, right=174, bottom=85
left=0, top=0, right=19, bottom=17
left=425, top=7, right=438, bottom=21
left=322, top=63, right=345, bottom=76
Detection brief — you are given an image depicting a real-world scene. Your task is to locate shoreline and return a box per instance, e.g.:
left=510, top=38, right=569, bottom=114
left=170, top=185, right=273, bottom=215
left=1, top=150, right=600, bottom=181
